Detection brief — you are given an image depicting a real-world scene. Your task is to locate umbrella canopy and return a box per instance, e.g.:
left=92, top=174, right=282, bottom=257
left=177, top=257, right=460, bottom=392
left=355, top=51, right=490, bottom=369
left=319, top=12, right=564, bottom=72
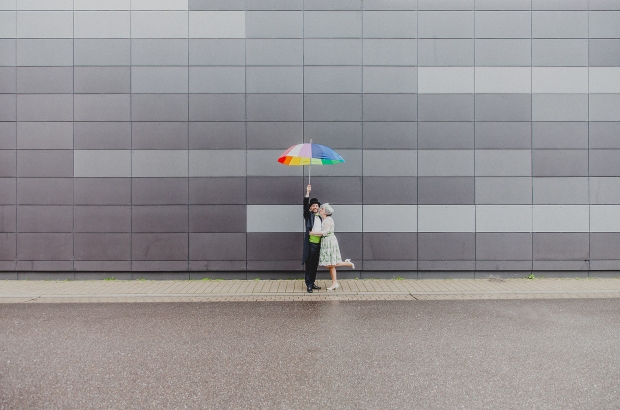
left=277, top=142, right=345, bottom=166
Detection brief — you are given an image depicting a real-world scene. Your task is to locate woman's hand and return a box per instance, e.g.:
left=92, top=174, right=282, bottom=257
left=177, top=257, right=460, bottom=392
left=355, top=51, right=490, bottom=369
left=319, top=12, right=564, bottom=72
left=306, top=184, right=311, bottom=197
left=309, top=231, right=323, bottom=236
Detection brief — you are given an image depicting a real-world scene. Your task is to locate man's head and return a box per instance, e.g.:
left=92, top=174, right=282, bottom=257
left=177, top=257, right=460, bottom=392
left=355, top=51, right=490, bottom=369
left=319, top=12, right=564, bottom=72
left=309, top=198, right=320, bottom=213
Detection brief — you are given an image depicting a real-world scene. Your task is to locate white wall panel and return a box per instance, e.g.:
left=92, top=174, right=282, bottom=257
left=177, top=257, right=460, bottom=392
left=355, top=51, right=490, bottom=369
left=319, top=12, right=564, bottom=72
left=532, top=67, right=588, bottom=94
left=17, top=11, right=73, bottom=38
left=591, top=205, right=620, bottom=232
left=363, top=205, right=416, bottom=232
left=475, top=67, right=531, bottom=93
left=132, top=150, right=188, bottom=177
left=189, top=11, right=245, bottom=38
left=476, top=205, right=532, bottom=232
left=418, top=205, right=475, bottom=232
left=418, top=67, right=474, bottom=94
left=533, top=205, right=589, bottom=232
left=131, top=11, right=188, bottom=38
left=74, top=12, right=130, bottom=38
left=590, top=68, right=620, bottom=94
left=247, top=205, right=302, bottom=233
left=74, top=150, right=131, bottom=177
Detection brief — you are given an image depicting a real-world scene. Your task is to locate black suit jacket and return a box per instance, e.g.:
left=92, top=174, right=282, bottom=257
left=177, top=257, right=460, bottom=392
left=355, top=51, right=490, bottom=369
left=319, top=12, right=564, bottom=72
left=302, top=196, right=322, bottom=264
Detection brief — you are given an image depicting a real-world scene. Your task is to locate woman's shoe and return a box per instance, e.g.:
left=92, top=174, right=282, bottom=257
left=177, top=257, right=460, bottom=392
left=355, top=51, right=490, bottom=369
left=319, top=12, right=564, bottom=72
left=327, top=282, right=340, bottom=291
left=345, top=259, right=355, bottom=269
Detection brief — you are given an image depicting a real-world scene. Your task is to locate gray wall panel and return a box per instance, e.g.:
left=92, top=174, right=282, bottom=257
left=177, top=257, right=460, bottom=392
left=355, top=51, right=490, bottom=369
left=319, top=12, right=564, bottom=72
left=132, top=206, right=188, bottom=233
left=132, top=178, right=188, bottom=205
left=533, top=233, right=589, bottom=261
left=132, top=122, right=188, bottom=150
left=475, top=39, right=531, bottom=66
left=476, top=233, right=532, bottom=261
left=590, top=122, right=620, bottom=148
left=74, top=206, right=131, bottom=233
left=475, top=94, right=531, bottom=122
left=475, top=122, right=531, bottom=149
left=418, top=11, right=474, bottom=38
left=189, top=233, right=246, bottom=261
left=17, top=233, right=73, bottom=261
left=305, top=122, right=363, bottom=148
left=74, top=67, right=130, bottom=94
left=17, top=94, right=73, bottom=122
left=189, top=39, right=245, bottom=65
left=0, top=179, right=16, bottom=205
left=0, top=67, right=16, bottom=93
left=17, top=122, right=73, bottom=150
left=17, top=206, right=72, bottom=233
left=17, top=39, right=73, bottom=66
left=418, top=94, right=473, bottom=121
left=132, top=39, right=188, bottom=66
left=74, top=122, right=131, bottom=149
left=363, top=233, right=416, bottom=260
left=247, top=176, right=301, bottom=204
left=247, top=94, right=302, bottom=121
left=475, top=177, right=532, bottom=204
left=131, top=233, right=188, bottom=261
left=74, top=178, right=131, bottom=205
left=532, top=150, right=588, bottom=177
left=418, top=233, right=475, bottom=260
left=246, top=11, right=303, bottom=38
left=246, top=39, right=303, bottom=65
left=589, top=39, right=620, bottom=66
left=131, top=94, right=188, bottom=121
left=189, top=94, right=245, bottom=121
left=476, top=11, right=531, bottom=38
left=74, top=94, right=129, bottom=122
left=0, top=40, right=16, bottom=66
left=363, top=11, right=416, bottom=38
left=189, top=177, right=246, bottom=204
left=305, top=11, right=361, bottom=38
left=74, top=233, right=131, bottom=261
left=362, top=177, right=416, bottom=204
left=532, top=39, right=588, bottom=67
left=532, top=122, right=588, bottom=149
left=17, top=150, right=73, bottom=177
left=418, top=177, right=474, bottom=204
left=305, top=94, right=362, bottom=121
left=418, top=122, right=474, bottom=149
left=188, top=121, right=245, bottom=149
left=418, top=39, right=473, bottom=66
left=189, top=205, right=246, bottom=232
left=73, top=39, right=130, bottom=66
left=362, top=122, right=415, bottom=149
left=0, top=151, right=16, bottom=177
left=17, top=178, right=73, bottom=205
left=0, top=206, right=16, bottom=233
left=363, top=94, right=416, bottom=121
left=304, top=39, right=362, bottom=65
left=363, top=39, right=416, bottom=66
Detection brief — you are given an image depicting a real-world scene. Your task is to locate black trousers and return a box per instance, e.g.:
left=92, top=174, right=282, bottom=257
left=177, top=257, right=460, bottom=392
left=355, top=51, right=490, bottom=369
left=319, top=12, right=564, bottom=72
left=304, top=242, right=321, bottom=286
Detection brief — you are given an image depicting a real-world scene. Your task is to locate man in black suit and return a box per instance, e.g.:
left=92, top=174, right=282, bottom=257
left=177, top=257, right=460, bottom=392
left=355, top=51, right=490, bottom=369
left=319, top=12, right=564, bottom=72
left=303, top=184, right=322, bottom=293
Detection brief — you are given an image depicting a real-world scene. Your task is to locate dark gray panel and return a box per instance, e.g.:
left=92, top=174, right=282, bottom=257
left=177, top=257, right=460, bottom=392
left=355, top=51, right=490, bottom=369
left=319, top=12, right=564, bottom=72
left=189, top=233, right=246, bottom=260
left=334, top=232, right=362, bottom=261
left=132, top=262, right=189, bottom=272
left=17, top=206, right=71, bottom=233
left=363, top=232, right=416, bottom=260
left=73, top=265, right=132, bottom=274
left=0, top=40, right=16, bottom=66
left=475, top=122, right=531, bottom=149
left=189, top=205, right=246, bottom=232
left=74, top=178, right=131, bottom=205
left=132, top=233, right=188, bottom=261
left=532, top=149, right=588, bottom=177
left=0, top=233, right=16, bottom=261
left=74, top=206, right=131, bottom=233
left=73, top=39, right=130, bottom=66
left=362, top=94, right=416, bottom=122
left=189, top=177, right=246, bottom=204
left=17, top=122, right=73, bottom=150
left=132, top=94, right=188, bottom=122
left=418, top=177, right=474, bottom=205
left=590, top=150, right=620, bottom=176
left=74, top=67, right=130, bottom=94
left=17, top=39, right=73, bottom=66
left=247, top=176, right=300, bottom=204
left=16, top=261, right=73, bottom=271
left=0, top=150, right=16, bottom=177
left=189, top=94, right=245, bottom=121
left=190, top=122, right=246, bottom=149
left=0, top=67, right=16, bottom=93
left=247, top=94, right=303, bottom=121
left=132, top=205, right=189, bottom=233
left=590, top=0, right=620, bottom=10
left=189, top=261, right=246, bottom=272
left=0, top=95, right=16, bottom=121
left=475, top=39, right=531, bottom=66
left=532, top=122, right=588, bottom=149
left=0, top=122, right=16, bottom=150
left=189, top=39, right=245, bottom=66
left=17, top=233, right=73, bottom=261
left=532, top=261, right=589, bottom=271
left=247, top=232, right=301, bottom=260
left=302, top=176, right=362, bottom=204
left=74, top=95, right=129, bottom=122
left=419, top=0, right=473, bottom=10
left=0, top=178, right=16, bottom=204
left=418, top=122, right=474, bottom=149
left=17, top=178, right=73, bottom=205
left=362, top=122, right=415, bottom=149
left=418, top=233, right=475, bottom=260
left=304, top=39, right=362, bottom=65
left=16, top=150, right=73, bottom=177
left=0, top=205, right=15, bottom=233
left=246, top=0, right=303, bottom=10
left=247, top=122, right=302, bottom=149
left=417, top=39, right=474, bottom=66
left=589, top=39, right=620, bottom=66
left=16, top=67, right=72, bottom=93
left=74, top=122, right=131, bottom=150
left=189, top=0, right=246, bottom=10
left=305, top=122, right=362, bottom=149
left=131, top=39, right=189, bottom=66
left=476, top=233, right=532, bottom=260
left=363, top=176, right=416, bottom=204
left=418, top=261, right=475, bottom=271
left=418, top=94, right=473, bottom=122
left=532, top=39, right=588, bottom=67
left=132, top=178, right=188, bottom=205
left=247, top=39, right=303, bottom=66
left=132, top=122, right=188, bottom=150
left=247, top=260, right=302, bottom=271
left=590, top=122, right=620, bottom=148
left=305, top=0, right=362, bottom=10
left=362, top=261, right=416, bottom=271
left=590, top=233, right=620, bottom=259
left=475, top=94, right=532, bottom=122
left=74, top=233, right=131, bottom=261
left=17, top=94, right=73, bottom=122
left=304, top=94, right=362, bottom=122
left=533, top=233, right=589, bottom=261
left=246, top=11, right=304, bottom=39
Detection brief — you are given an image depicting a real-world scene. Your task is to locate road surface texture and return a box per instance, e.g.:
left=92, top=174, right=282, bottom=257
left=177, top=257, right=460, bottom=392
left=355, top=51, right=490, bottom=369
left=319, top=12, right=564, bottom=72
left=1, top=299, right=619, bottom=409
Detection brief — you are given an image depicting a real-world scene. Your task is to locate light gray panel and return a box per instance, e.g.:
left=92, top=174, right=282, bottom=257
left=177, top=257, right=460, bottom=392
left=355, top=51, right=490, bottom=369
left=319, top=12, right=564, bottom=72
left=590, top=0, right=620, bottom=10
left=532, top=39, right=588, bottom=67
left=363, top=39, right=416, bottom=66
left=17, top=39, right=73, bottom=66
left=247, top=122, right=303, bottom=149
left=533, top=233, right=589, bottom=261
left=532, top=94, right=588, bottom=122
left=475, top=39, right=531, bottom=66
left=17, top=65, right=70, bottom=94
left=590, top=94, right=620, bottom=122
left=304, top=11, right=361, bottom=38
left=74, top=11, right=130, bottom=38
left=245, top=0, right=303, bottom=10
left=475, top=122, right=531, bottom=149
left=304, top=0, right=361, bottom=10
left=476, top=233, right=532, bottom=261
left=591, top=178, right=620, bottom=204
left=363, top=94, right=416, bottom=121
left=131, top=39, right=188, bottom=65
left=589, top=39, right=620, bottom=67
left=132, top=11, right=188, bottom=39
left=131, top=94, right=188, bottom=121
left=247, top=150, right=303, bottom=176
left=190, top=0, right=246, bottom=10
left=74, top=122, right=131, bottom=150
left=418, top=150, right=474, bottom=176
left=246, top=39, right=302, bottom=65
left=17, top=122, right=73, bottom=150
left=132, top=150, right=188, bottom=177
left=17, top=94, right=73, bottom=121
left=590, top=122, right=620, bottom=148
left=475, top=177, right=532, bottom=204
left=417, top=39, right=473, bottom=66
left=532, top=149, right=588, bottom=177
left=0, top=95, right=16, bottom=121
left=74, top=67, right=130, bottom=93
left=532, top=0, right=588, bottom=10
left=73, top=39, right=130, bottom=66
left=533, top=177, right=588, bottom=204
left=189, top=66, right=244, bottom=93
left=418, top=94, right=473, bottom=122
left=418, top=11, right=474, bottom=38
left=418, top=122, right=474, bottom=149
left=590, top=150, right=620, bottom=176
left=189, top=39, right=245, bottom=65
left=74, top=94, right=130, bottom=122
left=0, top=122, right=15, bottom=149
left=0, top=67, right=15, bottom=93
left=532, top=11, right=588, bottom=38
left=16, top=11, right=73, bottom=38
left=418, top=0, right=473, bottom=10
left=475, top=94, right=531, bottom=122
left=246, top=66, right=303, bottom=93
left=74, top=150, right=131, bottom=177
left=247, top=94, right=303, bottom=121
left=363, top=122, right=416, bottom=149
left=418, top=233, right=475, bottom=261
left=189, top=94, right=245, bottom=121
left=132, top=122, right=188, bottom=150
left=418, top=177, right=474, bottom=205
left=475, top=11, right=531, bottom=38
left=132, top=67, right=189, bottom=94
left=363, top=0, right=417, bottom=10
left=532, top=122, right=588, bottom=149
left=304, top=39, right=362, bottom=65
left=304, top=94, right=362, bottom=121
left=475, top=150, right=531, bottom=176
left=590, top=11, right=620, bottom=38
left=191, top=121, right=246, bottom=149
left=245, top=11, right=303, bottom=38
left=363, top=150, right=416, bottom=176
left=304, top=66, right=361, bottom=93
left=304, top=122, right=362, bottom=148
left=0, top=40, right=16, bottom=66
left=363, top=66, right=417, bottom=93
left=476, top=0, right=531, bottom=10
left=363, top=11, right=416, bottom=38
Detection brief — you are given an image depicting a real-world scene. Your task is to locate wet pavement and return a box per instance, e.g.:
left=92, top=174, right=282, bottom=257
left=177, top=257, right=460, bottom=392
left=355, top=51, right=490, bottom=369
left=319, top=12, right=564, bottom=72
left=1, top=299, right=619, bottom=409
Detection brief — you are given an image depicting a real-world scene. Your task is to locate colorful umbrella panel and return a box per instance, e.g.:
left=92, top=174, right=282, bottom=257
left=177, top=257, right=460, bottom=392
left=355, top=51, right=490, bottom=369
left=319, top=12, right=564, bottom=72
left=277, top=143, right=345, bottom=166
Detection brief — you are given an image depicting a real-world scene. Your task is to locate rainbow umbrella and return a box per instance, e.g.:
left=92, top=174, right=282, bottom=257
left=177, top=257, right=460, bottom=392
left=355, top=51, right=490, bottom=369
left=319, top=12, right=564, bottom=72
left=277, top=140, right=345, bottom=183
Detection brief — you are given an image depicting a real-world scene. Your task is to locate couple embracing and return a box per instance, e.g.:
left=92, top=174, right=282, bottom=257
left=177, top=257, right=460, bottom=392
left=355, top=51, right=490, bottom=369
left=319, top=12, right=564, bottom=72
left=303, top=184, right=355, bottom=293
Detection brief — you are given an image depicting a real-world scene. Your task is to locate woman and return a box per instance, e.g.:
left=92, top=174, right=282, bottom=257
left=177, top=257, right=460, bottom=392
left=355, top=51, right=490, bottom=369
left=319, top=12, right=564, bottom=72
left=310, top=203, right=354, bottom=290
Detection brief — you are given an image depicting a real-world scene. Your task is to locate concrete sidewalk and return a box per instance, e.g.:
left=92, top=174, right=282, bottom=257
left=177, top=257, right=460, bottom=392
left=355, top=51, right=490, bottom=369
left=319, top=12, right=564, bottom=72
left=2, top=277, right=620, bottom=303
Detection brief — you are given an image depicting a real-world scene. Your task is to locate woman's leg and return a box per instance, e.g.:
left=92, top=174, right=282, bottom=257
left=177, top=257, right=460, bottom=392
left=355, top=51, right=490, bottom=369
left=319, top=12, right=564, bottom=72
left=335, top=261, right=354, bottom=268
left=327, top=266, right=337, bottom=285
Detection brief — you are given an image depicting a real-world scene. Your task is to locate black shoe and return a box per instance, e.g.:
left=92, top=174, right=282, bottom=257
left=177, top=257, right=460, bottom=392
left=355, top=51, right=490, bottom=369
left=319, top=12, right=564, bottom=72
left=311, top=284, right=321, bottom=290
left=307, top=286, right=313, bottom=293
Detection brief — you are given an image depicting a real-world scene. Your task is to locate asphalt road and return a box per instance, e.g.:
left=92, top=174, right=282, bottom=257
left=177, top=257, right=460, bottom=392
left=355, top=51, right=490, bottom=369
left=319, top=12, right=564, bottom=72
left=1, top=300, right=619, bottom=409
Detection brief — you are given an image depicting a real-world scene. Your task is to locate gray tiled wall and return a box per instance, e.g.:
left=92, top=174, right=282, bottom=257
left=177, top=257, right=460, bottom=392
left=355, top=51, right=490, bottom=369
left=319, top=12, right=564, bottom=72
left=1, top=0, right=620, bottom=278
